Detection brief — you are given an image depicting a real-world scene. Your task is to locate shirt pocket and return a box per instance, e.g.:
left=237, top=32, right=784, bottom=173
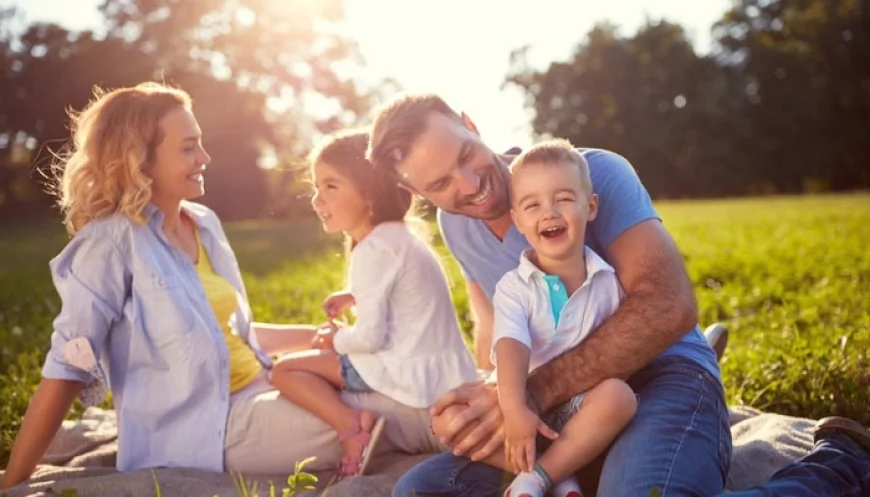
left=133, top=272, right=195, bottom=345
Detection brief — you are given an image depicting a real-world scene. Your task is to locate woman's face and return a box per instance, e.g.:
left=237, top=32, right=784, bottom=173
left=147, top=106, right=211, bottom=205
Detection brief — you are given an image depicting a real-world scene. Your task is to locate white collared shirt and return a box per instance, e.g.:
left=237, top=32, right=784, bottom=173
left=333, top=222, right=479, bottom=408
left=490, top=246, right=624, bottom=373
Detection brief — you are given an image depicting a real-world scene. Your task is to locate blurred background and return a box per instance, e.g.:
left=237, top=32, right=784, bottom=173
left=0, top=0, right=867, bottom=223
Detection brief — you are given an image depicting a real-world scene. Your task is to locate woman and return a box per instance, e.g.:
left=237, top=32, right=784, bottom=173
left=1, top=82, right=442, bottom=488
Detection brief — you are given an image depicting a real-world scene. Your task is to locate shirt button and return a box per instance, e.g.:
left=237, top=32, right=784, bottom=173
left=552, top=284, right=560, bottom=291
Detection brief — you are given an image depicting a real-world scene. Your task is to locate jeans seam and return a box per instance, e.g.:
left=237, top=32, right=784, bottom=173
left=446, top=457, right=467, bottom=493
left=660, top=372, right=707, bottom=496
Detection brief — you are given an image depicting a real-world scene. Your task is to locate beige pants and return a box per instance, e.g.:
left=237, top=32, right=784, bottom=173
left=223, top=372, right=445, bottom=475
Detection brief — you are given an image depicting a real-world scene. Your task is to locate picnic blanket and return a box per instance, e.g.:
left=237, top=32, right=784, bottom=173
left=1, top=405, right=816, bottom=496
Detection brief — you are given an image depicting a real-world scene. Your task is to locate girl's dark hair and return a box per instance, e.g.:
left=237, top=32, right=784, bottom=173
left=309, top=128, right=416, bottom=240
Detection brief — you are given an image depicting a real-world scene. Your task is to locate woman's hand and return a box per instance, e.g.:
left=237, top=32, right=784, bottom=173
left=322, top=291, right=355, bottom=319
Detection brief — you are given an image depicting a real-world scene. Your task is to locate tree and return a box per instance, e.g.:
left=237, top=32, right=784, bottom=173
left=0, top=0, right=384, bottom=220
left=714, top=0, right=870, bottom=192
left=505, top=20, right=746, bottom=197
left=504, top=1, right=870, bottom=197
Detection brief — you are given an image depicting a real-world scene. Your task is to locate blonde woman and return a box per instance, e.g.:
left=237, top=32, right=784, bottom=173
left=1, top=82, right=443, bottom=489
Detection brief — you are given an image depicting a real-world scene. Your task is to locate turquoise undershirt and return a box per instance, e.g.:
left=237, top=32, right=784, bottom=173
left=542, top=274, right=569, bottom=327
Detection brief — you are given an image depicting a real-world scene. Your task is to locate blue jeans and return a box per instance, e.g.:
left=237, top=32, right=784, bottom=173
left=392, top=356, right=732, bottom=497
left=722, top=432, right=870, bottom=497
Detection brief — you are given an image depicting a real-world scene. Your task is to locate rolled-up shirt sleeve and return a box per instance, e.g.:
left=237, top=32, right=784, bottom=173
left=42, top=229, right=128, bottom=406
left=333, top=238, right=400, bottom=355
left=490, top=274, right=532, bottom=367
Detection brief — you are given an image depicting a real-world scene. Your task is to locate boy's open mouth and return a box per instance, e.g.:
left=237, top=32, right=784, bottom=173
left=539, top=226, right=566, bottom=239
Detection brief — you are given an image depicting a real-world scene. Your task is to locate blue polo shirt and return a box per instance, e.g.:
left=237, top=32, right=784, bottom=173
left=437, top=148, right=720, bottom=379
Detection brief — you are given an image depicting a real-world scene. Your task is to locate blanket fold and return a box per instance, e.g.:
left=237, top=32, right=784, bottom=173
left=1, top=405, right=816, bottom=497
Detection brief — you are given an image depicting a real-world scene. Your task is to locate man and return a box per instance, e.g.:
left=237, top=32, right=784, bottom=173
left=367, top=92, right=870, bottom=497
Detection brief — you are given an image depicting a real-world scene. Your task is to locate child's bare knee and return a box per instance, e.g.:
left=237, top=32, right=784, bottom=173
left=591, top=378, right=638, bottom=421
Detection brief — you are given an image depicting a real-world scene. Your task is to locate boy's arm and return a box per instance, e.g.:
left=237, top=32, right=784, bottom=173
left=495, top=338, right=531, bottom=411
left=489, top=274, right=534, bottom=403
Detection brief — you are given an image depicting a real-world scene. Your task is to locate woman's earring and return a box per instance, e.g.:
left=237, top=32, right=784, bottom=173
left=368, top=204, right=375, bottom=218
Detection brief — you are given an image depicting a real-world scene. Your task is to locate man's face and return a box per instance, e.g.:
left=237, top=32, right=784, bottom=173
left=394, top=112, right=511, bottom=220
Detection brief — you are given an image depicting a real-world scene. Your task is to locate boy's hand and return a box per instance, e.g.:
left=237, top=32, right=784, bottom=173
left=322, top=291, right=355, bottom=319
left=503, top=406, right=550, bottom=474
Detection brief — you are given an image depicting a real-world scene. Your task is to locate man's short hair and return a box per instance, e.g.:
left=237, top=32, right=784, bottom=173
left=509, top=139, right=593, bottom=195
left=367, top=93, right=463, bottom=174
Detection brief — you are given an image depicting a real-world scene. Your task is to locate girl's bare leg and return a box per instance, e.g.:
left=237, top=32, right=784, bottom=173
left=270, top=349, right=379, bottom=476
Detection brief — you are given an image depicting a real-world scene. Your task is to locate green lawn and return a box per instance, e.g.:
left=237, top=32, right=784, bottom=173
left=1, top=193, right=869, bottom=468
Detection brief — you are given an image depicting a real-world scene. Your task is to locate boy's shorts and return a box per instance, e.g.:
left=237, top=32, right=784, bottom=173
left=338, top=354, right=374, bottom=393
left=543, top=392, right=586, bottom=432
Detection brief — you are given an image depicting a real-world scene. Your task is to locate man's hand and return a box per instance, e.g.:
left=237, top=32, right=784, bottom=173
left=503, top=405, right=548, bottom=473
left=430, top=380, right=558, bottom=461
left=430, top=380, right=503, bottom=460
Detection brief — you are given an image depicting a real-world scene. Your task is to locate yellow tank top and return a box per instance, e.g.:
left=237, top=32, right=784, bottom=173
left=193, top=226, right=262, bottom=394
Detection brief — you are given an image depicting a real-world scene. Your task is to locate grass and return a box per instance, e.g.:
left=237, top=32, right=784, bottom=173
left=1, top=193, right=869, bottom=472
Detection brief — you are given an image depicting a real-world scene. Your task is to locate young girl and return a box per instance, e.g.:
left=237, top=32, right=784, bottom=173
left=268, top=128, right=479, bottom=479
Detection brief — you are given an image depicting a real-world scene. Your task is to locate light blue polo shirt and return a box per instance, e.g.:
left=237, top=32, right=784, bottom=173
left=437, top=148, right=720, bottom=379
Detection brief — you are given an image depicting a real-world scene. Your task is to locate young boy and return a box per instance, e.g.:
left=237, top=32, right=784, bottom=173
left=489, top=139, right=638, bottom=497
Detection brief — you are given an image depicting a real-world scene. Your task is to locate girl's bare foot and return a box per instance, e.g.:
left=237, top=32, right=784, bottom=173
left=337, top=410, right=385, bottom=478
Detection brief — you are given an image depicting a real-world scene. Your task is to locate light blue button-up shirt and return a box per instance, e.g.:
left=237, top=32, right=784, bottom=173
left=41, top=201, right=272, bottom=473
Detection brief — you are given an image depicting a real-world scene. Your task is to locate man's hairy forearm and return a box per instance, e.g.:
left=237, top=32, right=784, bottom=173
left=527, top=288, right=696, bottom=412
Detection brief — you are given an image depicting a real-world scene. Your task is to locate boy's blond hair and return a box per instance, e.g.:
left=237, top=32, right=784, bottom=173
left=508, top=139, right=593, bottom=196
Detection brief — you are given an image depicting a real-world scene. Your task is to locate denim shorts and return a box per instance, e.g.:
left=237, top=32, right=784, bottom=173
left=338, top=354, right=373, bottom=393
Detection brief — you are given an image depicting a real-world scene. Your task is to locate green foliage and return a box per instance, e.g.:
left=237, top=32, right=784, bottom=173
left=1, top=194, right=869, bottom=475
left=505, top=0, right=870, bottom=197
left=0, top=0, right=384, bottom=220
left=148, top=456, right=320, bottom=496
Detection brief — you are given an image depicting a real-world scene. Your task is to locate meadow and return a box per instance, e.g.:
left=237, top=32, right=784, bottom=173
left=1, top=193, right=868, bottom=468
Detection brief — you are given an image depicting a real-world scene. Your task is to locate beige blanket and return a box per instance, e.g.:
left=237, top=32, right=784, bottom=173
left=1, top=405, right=815, bottom=496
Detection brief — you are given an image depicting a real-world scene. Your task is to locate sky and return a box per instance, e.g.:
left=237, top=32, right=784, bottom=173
left=6, top=0, right=731, bottom=150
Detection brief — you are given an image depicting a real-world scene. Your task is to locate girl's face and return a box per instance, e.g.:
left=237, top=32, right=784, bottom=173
left=310, top=160, right=373, bottom=241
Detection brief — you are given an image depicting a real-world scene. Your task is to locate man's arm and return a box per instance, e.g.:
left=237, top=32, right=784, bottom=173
left=467, top=281, right=495, bottom=370
left=527, top=219, right=698, bottom=412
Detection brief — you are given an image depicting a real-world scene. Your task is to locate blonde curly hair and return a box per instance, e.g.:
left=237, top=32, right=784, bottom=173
left=51, top=82, right=192, bottom=235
